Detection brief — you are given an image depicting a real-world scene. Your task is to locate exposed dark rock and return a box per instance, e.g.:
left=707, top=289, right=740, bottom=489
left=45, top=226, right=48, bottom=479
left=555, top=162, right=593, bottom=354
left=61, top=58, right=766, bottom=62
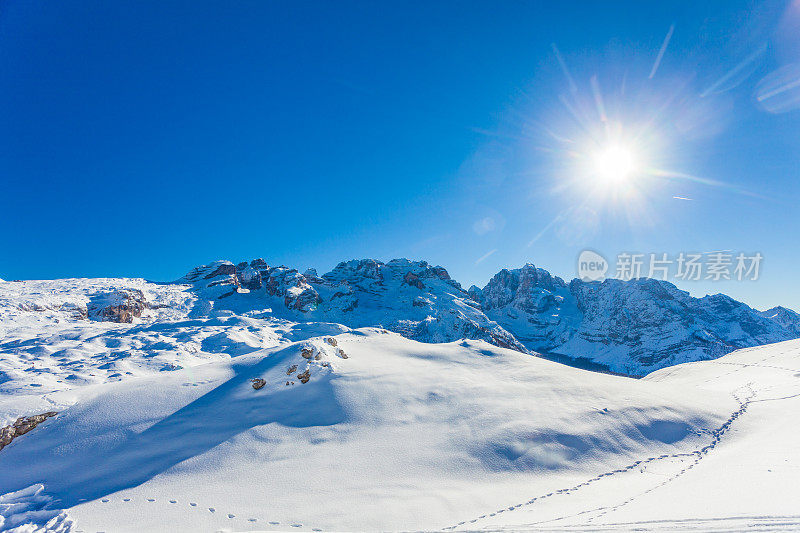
left=251, top=378, right=266, bottom=390
left=297, top=369, right=310, bottom=384
left=1, top=412, right=58, bottom=452
left=205, top=263, right=236, bottom=279
left=431, top=266, right=451, bottom=280
left=88, top=289, right=148, bottom=323
left=403, top=272, right=425, bottom=290
left=412, top=296, right=430, bottom=308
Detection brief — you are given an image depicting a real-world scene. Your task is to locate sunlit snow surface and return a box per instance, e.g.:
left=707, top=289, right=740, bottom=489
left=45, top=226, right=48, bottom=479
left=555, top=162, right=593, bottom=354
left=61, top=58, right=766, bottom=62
left=0, top=279, right=798, bottom=531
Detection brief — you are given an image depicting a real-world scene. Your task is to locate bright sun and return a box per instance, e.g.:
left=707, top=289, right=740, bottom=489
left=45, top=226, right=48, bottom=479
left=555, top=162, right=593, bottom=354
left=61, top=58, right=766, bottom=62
left=592, top=144, right=638, bottom=184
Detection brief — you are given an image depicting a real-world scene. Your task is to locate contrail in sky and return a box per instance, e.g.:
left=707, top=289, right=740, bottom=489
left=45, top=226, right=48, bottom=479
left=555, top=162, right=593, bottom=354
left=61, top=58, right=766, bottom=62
left=475, top=249, right=498, bottom=265
left=649, top=24, right=674, bottom=79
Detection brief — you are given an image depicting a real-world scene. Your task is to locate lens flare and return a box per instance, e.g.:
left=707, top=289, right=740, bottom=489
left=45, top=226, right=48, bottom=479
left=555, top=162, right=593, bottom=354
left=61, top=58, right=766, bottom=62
left=591, top=144, right=637, bottom=183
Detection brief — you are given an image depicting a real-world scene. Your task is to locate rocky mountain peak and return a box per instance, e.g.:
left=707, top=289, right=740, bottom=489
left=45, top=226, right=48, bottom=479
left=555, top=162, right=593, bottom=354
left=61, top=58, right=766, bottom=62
left=478, top=263, right=568, bottom=311
left=760, top=306, right=800, bottom=336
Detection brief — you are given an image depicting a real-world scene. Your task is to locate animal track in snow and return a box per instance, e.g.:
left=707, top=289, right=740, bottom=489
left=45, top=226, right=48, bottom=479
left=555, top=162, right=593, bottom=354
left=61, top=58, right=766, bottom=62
left=443, top=383, right=759, bottom=530
left=84, top=494, right=319, bottom=530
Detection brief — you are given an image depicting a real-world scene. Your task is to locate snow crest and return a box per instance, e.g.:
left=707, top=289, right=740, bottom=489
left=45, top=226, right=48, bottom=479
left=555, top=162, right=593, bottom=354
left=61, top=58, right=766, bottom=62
left=0, top=484, right=72, bottom=532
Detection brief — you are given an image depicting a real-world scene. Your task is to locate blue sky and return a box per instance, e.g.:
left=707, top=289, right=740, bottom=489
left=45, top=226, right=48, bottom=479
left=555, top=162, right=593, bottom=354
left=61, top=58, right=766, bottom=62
left=2, top=1, right=799, bottom=310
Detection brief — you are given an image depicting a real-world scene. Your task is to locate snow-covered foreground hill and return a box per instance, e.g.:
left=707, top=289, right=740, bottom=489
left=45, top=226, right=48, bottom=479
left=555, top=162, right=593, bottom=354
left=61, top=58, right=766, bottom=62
left=1, top=286, right=799, bottom=532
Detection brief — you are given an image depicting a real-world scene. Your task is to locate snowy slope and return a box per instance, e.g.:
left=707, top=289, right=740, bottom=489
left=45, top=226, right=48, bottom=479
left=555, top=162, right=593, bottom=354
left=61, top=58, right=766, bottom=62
left=1, top=316, right=799, bottom=531
left=454, top=339, right=800, bottom=531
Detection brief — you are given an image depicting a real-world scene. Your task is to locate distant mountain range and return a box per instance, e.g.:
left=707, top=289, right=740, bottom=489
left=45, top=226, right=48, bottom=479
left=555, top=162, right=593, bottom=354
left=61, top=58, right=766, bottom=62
left=179, top=258, right=800, bottom=376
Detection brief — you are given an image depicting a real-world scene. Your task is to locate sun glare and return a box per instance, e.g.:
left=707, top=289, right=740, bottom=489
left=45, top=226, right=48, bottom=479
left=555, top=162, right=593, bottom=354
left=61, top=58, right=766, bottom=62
left=592, top=144, right=637, bottom=183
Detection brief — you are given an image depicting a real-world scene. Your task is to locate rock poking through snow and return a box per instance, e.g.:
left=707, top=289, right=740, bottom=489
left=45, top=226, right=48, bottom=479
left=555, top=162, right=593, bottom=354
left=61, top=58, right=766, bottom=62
left=88, top=289, right=148, bottom=323
left=0, top=412, right=58, bottom=452
left=251, top=378, right=266, bottom=390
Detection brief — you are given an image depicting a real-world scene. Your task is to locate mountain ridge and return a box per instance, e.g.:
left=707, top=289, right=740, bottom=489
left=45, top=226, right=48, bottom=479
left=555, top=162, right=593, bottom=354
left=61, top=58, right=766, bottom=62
left=175, top=257, right=798, bottom=376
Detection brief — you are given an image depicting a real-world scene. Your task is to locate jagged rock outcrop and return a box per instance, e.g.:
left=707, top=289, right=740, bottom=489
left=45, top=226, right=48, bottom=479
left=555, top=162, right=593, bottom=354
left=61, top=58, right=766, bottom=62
left=88, top=289, right=148, bottom=323
left=1, top=412, right=58, bottom=452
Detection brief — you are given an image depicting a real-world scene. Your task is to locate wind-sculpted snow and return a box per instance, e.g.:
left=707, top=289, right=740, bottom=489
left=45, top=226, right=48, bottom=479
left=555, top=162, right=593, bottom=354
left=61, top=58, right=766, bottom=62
left=0, top=483, right=73, bottom=532
left=474, top=264, right=798, bottom=375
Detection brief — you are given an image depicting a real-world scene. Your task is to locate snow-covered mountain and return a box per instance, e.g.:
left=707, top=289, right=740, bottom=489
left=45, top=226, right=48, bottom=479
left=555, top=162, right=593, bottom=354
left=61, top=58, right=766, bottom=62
left=760, top=305, right=800, bottom=336
left=472, top=264, right=798, bottom=376
left=180, top=258, right=526, bottom=352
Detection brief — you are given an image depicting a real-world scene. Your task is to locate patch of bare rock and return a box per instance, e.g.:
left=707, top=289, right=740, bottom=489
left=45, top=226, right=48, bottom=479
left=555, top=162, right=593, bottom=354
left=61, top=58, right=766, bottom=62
left=0, top=412, right=58, bottom=452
